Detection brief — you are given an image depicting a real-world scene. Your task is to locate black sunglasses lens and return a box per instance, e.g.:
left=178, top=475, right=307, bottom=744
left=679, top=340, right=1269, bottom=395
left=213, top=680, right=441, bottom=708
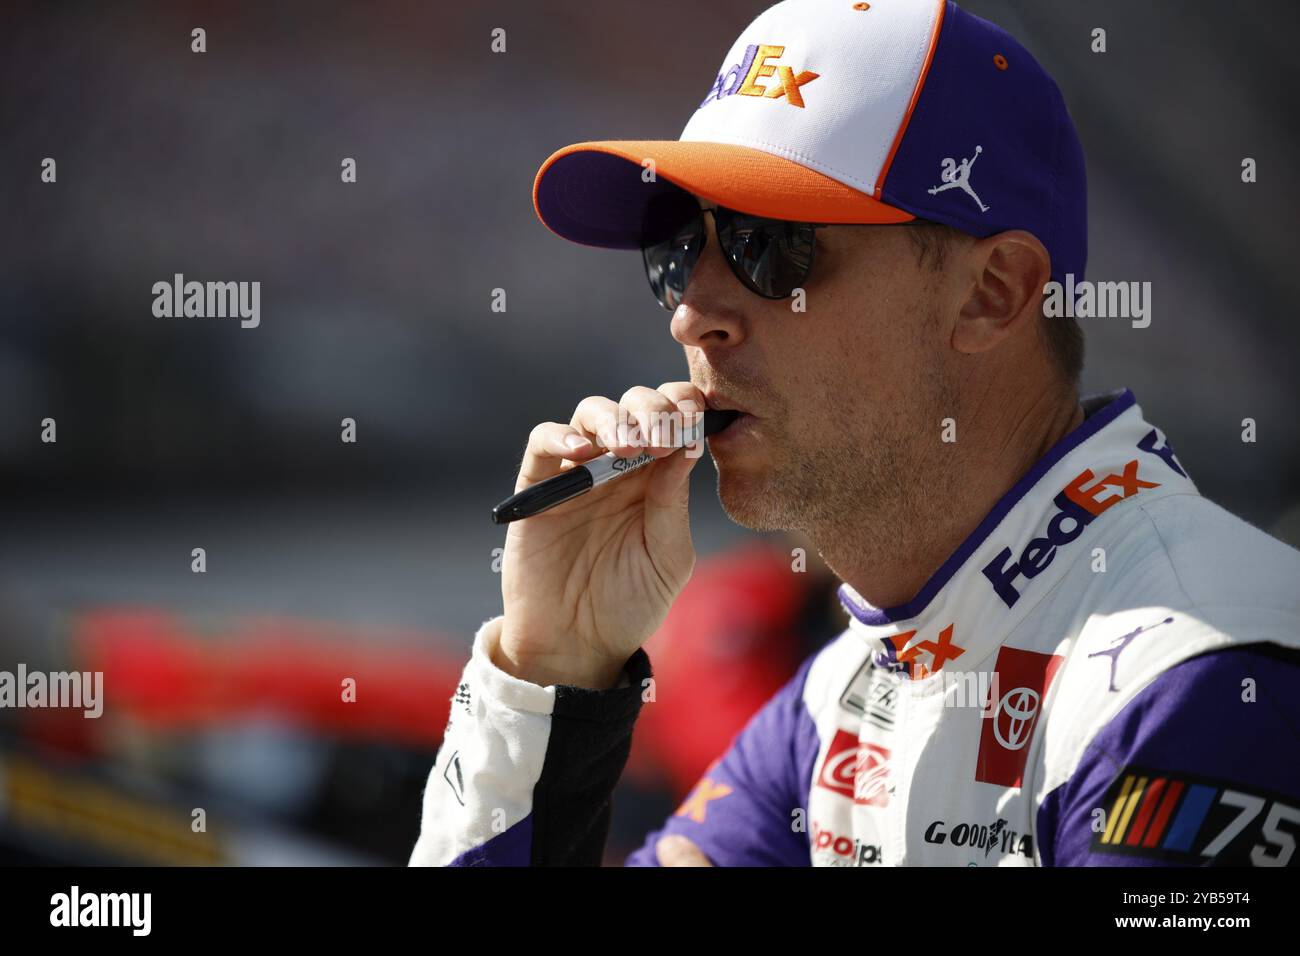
left=717, top=210, right=815, bottom=299
left=641, top=211, right=704, bottom=311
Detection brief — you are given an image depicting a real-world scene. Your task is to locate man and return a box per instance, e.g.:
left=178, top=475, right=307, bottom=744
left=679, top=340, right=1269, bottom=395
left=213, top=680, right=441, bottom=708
left=411, top=0, right=1300, bottom=866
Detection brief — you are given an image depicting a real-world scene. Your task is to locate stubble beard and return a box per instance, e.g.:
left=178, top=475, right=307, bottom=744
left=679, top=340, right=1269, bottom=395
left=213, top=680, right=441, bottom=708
left=716, top=359, right=961, bottom=572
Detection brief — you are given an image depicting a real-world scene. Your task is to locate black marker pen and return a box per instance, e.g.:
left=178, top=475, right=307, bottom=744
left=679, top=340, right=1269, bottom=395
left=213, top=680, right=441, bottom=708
left=491, top=409, right=739, bottom=525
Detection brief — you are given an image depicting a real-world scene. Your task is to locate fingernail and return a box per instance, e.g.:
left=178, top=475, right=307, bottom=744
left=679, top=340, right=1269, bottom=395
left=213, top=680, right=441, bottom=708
left=564, top=434, right=590, bottom=451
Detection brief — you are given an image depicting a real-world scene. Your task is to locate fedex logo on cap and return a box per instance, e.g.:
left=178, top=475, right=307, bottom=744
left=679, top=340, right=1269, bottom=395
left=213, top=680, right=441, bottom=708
left=700, top=43, right=820, bottom=109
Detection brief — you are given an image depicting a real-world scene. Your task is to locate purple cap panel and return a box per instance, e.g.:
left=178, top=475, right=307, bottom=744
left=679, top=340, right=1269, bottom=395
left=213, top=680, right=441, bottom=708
left=883, top=2, right=1088, bottom=285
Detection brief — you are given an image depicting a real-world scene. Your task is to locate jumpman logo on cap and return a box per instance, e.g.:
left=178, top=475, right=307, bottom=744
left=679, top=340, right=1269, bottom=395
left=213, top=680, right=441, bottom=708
left=927, top=146, right=989, bottom=212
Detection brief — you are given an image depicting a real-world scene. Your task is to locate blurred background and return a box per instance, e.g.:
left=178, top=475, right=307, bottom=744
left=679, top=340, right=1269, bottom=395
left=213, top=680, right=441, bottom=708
left=0, top=0, right=1297, bottom=864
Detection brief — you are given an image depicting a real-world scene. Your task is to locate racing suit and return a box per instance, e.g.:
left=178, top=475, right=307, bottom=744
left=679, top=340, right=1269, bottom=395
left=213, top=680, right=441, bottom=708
left=410, top=390, right=1300, bottom=866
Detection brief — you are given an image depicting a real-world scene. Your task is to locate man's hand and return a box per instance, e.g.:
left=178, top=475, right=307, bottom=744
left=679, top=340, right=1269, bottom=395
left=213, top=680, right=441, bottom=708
left=494, top=383, right=707, bottom=689
left=655, top=835, right=714, bottom=867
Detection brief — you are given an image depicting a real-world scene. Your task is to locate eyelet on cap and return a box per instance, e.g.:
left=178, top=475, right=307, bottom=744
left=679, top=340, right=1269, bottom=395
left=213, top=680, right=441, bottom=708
left=853, top=2, right=870, bottom=10
left=993, top=53, right=1009, bottom=70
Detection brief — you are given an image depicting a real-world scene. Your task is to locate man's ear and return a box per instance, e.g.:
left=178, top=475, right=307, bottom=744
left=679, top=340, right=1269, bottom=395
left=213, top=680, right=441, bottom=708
left=952, top=230, right=1051, bottom=356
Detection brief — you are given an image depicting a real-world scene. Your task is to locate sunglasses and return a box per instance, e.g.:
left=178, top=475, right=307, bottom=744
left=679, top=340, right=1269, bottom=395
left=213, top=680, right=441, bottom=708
left=641, top=196, right=825, bottom=311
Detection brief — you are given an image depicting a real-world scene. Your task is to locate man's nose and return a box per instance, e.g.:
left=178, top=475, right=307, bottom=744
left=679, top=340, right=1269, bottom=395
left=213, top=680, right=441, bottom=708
left=669, top=212, right=748, bottom=349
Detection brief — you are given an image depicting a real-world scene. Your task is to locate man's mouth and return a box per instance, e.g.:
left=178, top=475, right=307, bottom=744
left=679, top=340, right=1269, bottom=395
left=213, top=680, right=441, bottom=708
left=702, top=391, right=752, bottom=417
left=701, top=409, right=741, bottom=436
left=701, top=395, right=759, bottom=444
left=707, top=410, right=758, bottom=445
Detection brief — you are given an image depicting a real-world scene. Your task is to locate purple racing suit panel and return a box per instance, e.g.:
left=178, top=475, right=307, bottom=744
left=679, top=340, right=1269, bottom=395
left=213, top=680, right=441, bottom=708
left=1037, top=644, right=1300, bottom=866
left=626, top=653, right=823, bottom=866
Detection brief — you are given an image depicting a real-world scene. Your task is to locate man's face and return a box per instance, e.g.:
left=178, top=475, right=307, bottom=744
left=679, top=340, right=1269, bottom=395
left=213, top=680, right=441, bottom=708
left=676, top=201, right=961, bottom=534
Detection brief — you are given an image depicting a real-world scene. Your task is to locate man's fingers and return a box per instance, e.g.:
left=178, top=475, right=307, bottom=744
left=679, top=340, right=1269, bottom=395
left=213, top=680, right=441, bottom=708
left=516, top=384, right=708, bottom=492
left=569, top=395, right=629, bottom=455
left=619, top=386, right=687, bottom=458
left=564, top=386, right=706, bottom=460
left=516, top=422, right=600, bottom=491
left=655, top=381, right=707, bottom=411
left=655, top=834, right=714, bottom=867
left=656, top=383, right=707, bottom=457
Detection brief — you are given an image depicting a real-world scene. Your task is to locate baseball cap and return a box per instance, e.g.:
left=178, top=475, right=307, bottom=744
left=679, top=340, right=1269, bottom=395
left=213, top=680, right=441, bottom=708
left=532, top=0, right=1086, bottom=284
